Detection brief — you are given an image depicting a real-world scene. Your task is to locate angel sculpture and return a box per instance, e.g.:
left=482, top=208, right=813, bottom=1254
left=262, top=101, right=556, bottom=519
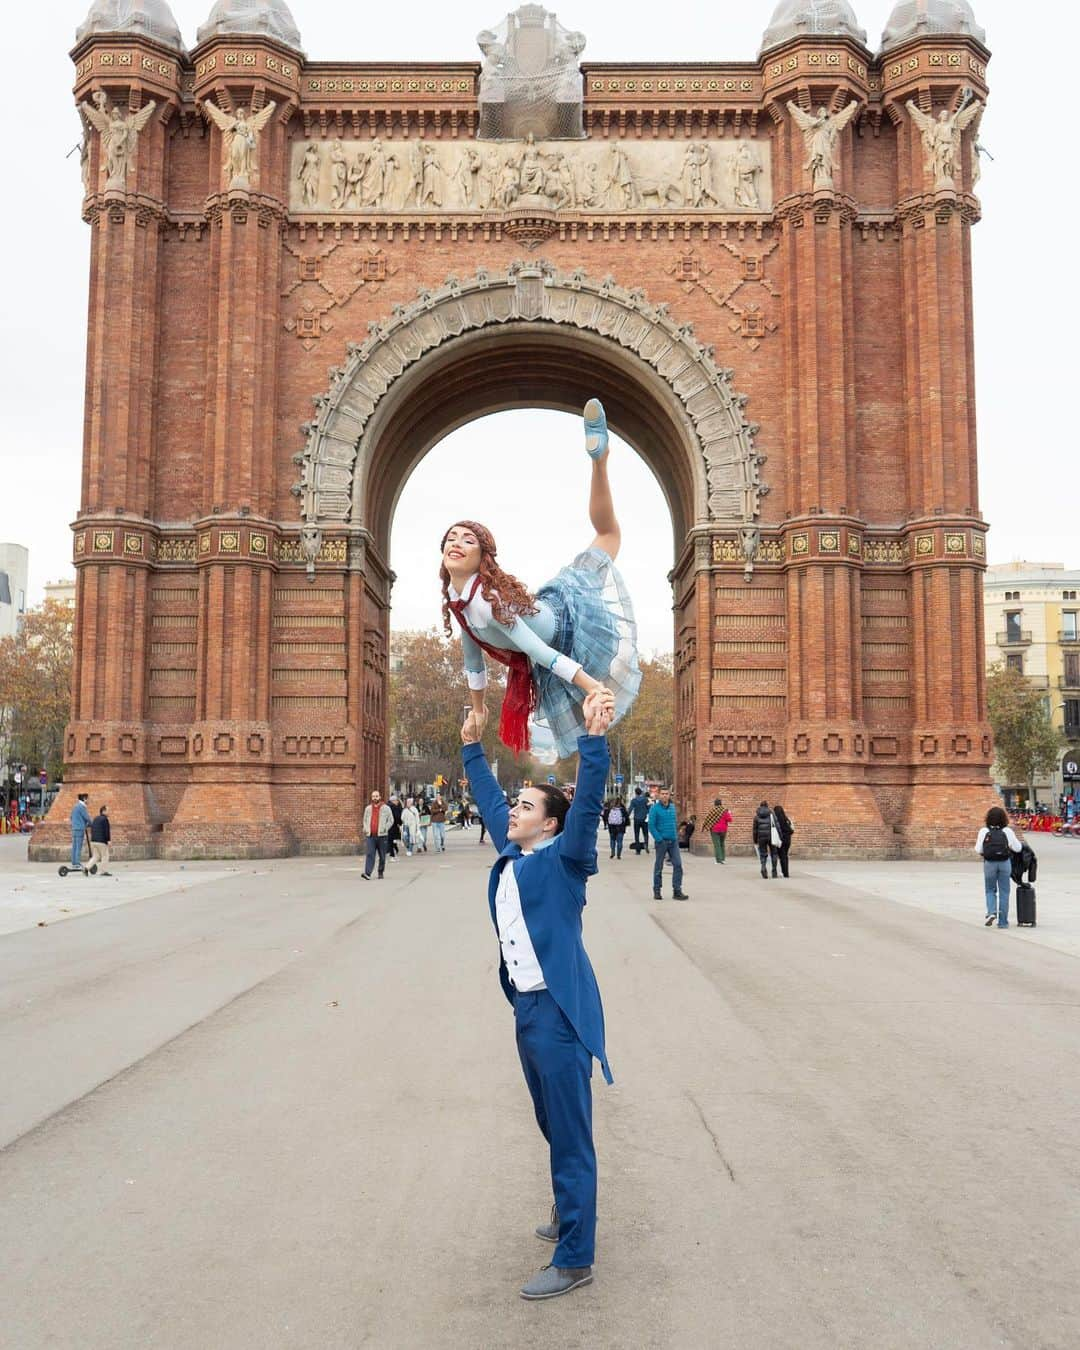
left=203, top=98, right=277, bottom=190
left=787, top=100, right=860, bottom=193
left=906, top=99, right=983, bottom=193
left=79, top=90, right=157, bottom=191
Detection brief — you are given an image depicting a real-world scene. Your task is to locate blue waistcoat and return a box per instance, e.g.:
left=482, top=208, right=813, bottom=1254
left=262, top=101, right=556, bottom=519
left=463, top=734, right=614, bottom=1085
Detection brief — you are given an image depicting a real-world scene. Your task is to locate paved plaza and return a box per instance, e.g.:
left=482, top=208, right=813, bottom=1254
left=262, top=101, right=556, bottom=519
left=2, top=830, right=1079, bottom=1349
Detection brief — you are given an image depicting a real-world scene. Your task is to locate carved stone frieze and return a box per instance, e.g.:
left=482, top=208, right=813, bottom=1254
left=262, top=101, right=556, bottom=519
left=287, top=136, right=771, bottom=216
left=295, top=263, right=766, bottom=528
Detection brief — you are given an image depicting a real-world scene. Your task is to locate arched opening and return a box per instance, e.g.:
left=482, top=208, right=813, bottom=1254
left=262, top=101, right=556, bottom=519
left=386, top=407, right=677, bottom=798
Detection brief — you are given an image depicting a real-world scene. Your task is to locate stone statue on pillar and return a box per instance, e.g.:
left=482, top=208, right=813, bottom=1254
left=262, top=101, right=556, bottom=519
left=203, top=98, right=278, bottom=190
left=79, top=91, right=157, bottom=191
left=906, top=98, right=983, bottom=193
left=787, top=100, right=860, bottom=193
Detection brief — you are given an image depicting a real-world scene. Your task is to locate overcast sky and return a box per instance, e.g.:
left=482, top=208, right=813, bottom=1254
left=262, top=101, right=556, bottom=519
left=3, top=1, right=1076, bottom=654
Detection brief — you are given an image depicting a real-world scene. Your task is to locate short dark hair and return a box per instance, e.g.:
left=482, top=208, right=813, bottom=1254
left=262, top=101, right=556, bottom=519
left=634, top=787, right=643, bottom=796
left=98, top=805, right=107, bottom=813
left=78, top=793, right=89, bottom=801
left=533, top=784, right=569, bottom=835
left=985, top=805, right=1008, bottom=829
left=760, top=799, right=769, bottom=808
left=714, top=797, right=722, bottom=806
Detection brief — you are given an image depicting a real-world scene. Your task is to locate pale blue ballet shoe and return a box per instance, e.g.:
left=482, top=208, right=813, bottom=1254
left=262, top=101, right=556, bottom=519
left=584, top=398, right=609, bottom=462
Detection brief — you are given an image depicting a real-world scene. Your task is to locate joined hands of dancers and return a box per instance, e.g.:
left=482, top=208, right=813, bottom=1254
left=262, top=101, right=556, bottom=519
left=462, top=689, right=611, bottom=746
left=441, top=398, right=634, bottom=760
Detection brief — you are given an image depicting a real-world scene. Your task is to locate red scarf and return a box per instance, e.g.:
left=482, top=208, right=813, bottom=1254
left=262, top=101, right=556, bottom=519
left=447, top=575, right=537, bottom=754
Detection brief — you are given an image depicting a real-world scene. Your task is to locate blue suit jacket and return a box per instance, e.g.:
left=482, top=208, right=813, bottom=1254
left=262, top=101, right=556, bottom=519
left=463, top=734, right=613, bottom=1085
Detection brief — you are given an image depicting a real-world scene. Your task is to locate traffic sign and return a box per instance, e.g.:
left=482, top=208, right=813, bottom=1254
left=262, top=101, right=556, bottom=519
left=547, top=774, right=556, bottom=784
left=614, top=774, right=624, bottom=784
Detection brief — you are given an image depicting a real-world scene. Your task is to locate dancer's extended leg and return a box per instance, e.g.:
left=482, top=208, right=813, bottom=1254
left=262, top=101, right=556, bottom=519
left=584, top=399, right=621, bottom=561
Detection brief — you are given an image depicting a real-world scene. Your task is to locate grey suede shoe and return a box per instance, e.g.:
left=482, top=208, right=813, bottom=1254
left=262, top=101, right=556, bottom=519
left=519, top=1264, right=593, bottom=1300
left=535, top=1204, right=559, bottom=1243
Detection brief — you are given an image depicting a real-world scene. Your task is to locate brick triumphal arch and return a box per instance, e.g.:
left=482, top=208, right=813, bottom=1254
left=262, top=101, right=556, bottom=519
left=39, top=0, right=994, bottom=858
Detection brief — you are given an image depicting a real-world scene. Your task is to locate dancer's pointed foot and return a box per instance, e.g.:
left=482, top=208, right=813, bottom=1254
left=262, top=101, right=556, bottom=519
left=584, top=398, right=609, bottom=461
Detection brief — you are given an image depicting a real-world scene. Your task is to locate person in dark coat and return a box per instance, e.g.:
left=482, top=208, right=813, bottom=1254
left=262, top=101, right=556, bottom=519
left=387, top=793, right=404, bottom=858
left=772, top=804, right=794, bottom=878
left=751, top=801, right=775, bottom=879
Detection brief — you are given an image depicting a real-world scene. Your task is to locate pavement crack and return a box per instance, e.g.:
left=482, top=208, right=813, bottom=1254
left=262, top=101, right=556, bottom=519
left=686, top=1091, right=735, bottom=1182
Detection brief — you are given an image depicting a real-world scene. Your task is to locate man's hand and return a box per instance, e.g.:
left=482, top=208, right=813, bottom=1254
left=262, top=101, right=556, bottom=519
left=461, top=711, right=481, bottom=745
left=582, top=689, right=612, bottom=736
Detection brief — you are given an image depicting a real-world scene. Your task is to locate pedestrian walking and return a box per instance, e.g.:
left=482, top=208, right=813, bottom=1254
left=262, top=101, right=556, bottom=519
left=605, top=798, right=626, bottom=858
left=478, top=809, right=487, bottom=844
left=401, top=797, right=421, bottom=856
left=386, top=793, right=403, bottom=858
left=678, top=814, right=696, bottom=851
left=703, top=797, right=733, bottom=864
left=89, top=804, right=112, bottom=875
left=461, top=690, right=614, bottom=1301
left=361, top=790, right=393, bottom=879
left=648, top=787, right=689, bottom=900
left=975, top=806, right=1022, bottom=927
left=752, top=801, right=778, bottom=878
left=629, top=787, right=650, bottom=854
left=69, top=793, right=92, bottom=873
left=418, top=800, right=431, bottom=851
left=772, top=804, right=794, bottom=878
left=430, top=797, right=447, bottom=852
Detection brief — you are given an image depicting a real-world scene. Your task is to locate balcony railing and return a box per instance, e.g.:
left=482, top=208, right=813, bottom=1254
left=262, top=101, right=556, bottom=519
left=1025, top=675, right=1050, bottom=689
left=1059, top=630, right=1080, bottom=644
left=1060, top=675, right=1080, bottom=692
left=996, top=630, right=1032, bottom=646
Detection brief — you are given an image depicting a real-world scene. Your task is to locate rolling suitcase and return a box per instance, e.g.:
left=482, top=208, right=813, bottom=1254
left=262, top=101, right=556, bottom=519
left=1016, top=883, right=1037, bottom=927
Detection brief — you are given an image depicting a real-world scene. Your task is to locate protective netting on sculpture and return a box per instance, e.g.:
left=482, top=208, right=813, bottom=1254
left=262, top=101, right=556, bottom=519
left=477, top=7, right=585, bottom=141
left=760, top=0, right=867, bottom=52
left=881, top=0, right=985, bottom=51
left=196, top=0, right=303, bottom=52
left=76, top=0, right=184, bottom=52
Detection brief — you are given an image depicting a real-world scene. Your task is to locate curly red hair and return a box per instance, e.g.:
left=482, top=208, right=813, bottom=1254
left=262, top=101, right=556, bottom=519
left=440, top=520, right=538, bottom=637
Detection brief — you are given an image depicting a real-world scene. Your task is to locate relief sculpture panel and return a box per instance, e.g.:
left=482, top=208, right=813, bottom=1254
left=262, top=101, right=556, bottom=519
left=288, top=136, right=771, bottom=214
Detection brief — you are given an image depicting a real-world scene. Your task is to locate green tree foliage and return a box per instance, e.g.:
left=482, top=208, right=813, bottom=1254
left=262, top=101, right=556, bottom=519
left=0, top=599, right=74, bottom=785
left=607, top=653, right=675, bottom=787
left=389, top=629, right=508, bottom=786
left=985, top=662, right=1066, bottom=803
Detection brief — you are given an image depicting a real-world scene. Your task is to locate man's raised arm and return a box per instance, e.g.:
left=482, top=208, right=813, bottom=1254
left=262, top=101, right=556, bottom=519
left=561, top=693, right=612, bottom=866
left=461, top=713, right=509, bottom=851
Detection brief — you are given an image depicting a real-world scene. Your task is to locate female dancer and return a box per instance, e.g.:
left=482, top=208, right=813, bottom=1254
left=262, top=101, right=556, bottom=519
left=441, top=400, right=641, bottom=759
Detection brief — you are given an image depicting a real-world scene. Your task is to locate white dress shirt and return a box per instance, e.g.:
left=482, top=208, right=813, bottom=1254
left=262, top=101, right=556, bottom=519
left=495, top=854, right=547, bottom=992
left=448, top=574, right=582, bottom=689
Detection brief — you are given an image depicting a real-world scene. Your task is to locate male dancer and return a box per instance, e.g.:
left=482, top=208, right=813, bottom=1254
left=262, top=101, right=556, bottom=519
left=461, top=690, right=613, bottom=1300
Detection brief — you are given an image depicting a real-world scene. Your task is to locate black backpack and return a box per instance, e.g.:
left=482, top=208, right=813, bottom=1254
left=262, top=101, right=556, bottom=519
left=982, top=827, right=1010, bottom=861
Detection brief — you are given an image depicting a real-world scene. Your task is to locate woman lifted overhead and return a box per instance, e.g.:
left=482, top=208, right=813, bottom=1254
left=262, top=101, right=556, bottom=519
left=440, top=399, right=641, bottom=760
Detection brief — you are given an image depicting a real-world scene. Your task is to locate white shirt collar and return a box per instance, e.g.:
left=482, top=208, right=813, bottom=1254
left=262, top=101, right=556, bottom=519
left=447, top=573, right=479, bottom=602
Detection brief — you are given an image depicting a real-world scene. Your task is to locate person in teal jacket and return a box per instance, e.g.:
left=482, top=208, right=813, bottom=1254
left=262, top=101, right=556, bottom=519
left=648, top=787, right=689, bottom=901
left=461, top=690, right=612, bottom=1302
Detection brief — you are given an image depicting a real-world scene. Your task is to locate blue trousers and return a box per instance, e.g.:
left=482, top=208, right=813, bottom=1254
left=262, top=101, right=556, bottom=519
left=514, top=989, right=596, bottom=1268
left=652, top=837, right=683, bottom=893
left=70, top=830, right=86, bottom=868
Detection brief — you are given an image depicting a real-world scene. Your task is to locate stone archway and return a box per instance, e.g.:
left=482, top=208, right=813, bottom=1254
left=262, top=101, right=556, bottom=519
left=289, top=260, right=768, bottom=824
left=294, top=260, right=767, bottom=553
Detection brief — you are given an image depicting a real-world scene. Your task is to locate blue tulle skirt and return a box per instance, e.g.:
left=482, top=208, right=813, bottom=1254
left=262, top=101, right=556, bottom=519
left=528, top=547, right=641, bottom=762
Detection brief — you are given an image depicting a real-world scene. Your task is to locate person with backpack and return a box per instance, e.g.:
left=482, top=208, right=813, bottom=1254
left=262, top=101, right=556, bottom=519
left=974, top=805, right=1022, bottom=927
left=605, top=797, right=627, bottom=859
left=752, top=801, right=777, bottom=878
left=703, top=798, right=733, bottom=864
left=628, top=787, right=650, bottom=854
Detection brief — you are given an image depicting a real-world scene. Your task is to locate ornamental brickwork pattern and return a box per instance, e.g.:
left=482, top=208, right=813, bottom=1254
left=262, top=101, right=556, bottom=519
left=33, top=9, right=994, bottom=860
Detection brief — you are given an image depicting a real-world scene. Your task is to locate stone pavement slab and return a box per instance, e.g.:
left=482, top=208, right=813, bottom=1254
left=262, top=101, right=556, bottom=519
left=1, top=831, right=1078, bottom=1349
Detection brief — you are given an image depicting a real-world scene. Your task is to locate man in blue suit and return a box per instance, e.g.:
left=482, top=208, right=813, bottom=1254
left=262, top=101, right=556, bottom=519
left=461, top=691, right=613, bottom=1301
